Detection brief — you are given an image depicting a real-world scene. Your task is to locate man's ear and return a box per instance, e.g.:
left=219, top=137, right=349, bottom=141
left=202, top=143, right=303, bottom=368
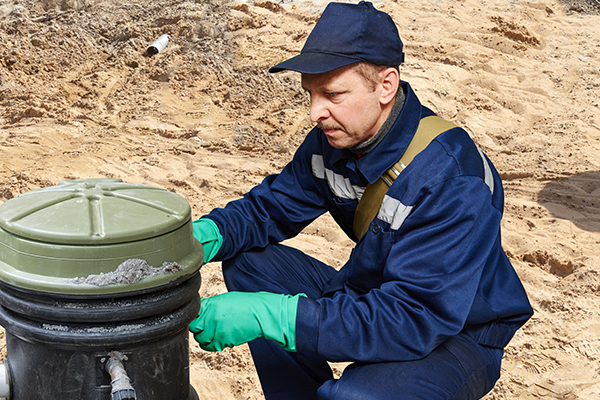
left=379, top=67, right=400, bottom=106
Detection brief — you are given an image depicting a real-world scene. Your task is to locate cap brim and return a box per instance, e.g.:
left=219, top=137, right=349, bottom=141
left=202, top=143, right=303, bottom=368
left=269, top=52, right=361, bottom=74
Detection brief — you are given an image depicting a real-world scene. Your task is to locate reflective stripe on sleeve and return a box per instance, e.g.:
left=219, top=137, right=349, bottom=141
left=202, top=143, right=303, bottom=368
left=312, top=154, right=365, bottom=200
left=476, top=147, right=494, bottom=194
left=378, top=195, right=413, bottom=230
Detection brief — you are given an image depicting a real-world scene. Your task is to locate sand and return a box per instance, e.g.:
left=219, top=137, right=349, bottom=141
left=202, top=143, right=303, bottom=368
left=68, top=259, right=183, bottom=286
left=0, top=0, right=599, bottom=398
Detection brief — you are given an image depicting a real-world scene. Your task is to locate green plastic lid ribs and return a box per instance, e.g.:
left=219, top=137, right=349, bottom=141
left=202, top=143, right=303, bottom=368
left=0, top=179, right=204, bottom=295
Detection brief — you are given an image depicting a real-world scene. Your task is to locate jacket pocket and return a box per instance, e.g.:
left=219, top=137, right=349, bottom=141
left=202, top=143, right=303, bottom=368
left=344, top=220, right=396, bottom=294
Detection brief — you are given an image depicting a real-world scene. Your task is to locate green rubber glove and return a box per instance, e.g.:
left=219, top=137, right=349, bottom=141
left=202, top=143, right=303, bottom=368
left=189, top=291, right=305, bottom=352
left=192, top=218, right=223, bottom=263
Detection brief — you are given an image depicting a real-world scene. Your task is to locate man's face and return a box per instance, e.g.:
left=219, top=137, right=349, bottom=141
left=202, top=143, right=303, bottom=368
left=301, top=64, right=389, bottom=149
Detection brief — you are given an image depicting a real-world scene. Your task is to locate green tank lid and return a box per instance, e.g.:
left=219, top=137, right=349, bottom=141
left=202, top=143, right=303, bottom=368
left=0, top=179, right=204, bottom=295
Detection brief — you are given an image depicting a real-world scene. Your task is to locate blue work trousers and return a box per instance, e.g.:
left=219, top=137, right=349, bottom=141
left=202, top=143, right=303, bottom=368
left=221, top=244, right=503, bottom=400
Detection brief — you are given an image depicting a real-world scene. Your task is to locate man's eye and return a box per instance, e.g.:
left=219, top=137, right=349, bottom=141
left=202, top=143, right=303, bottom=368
left=326, top=92, right=340, bottom=98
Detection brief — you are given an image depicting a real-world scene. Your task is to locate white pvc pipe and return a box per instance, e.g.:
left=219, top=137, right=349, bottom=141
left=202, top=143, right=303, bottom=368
left=0, top=359, right=10, bottom=399
left=147, top=34, right=169, bottom=55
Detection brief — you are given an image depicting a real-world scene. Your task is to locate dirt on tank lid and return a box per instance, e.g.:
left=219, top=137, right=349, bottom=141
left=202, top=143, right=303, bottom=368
left=0, top=179, right=204, bottom=295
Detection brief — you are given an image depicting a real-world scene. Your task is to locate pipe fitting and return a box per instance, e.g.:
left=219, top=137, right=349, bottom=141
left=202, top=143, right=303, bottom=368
left=0, top=359, right=10, bottom=400
left=105, top=351, right=136, bottom=400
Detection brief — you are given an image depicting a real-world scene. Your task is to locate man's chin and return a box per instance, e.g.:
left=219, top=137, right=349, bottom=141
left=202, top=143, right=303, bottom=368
left=324, top=132, right=352, bottom=149
left=325, top=137, right=348, bottom=149
left=327, top=136, right=354, bottom=149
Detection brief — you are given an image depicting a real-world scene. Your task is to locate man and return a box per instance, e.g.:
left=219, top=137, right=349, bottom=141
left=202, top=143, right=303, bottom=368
left=189, top=2, right=533, bottom=399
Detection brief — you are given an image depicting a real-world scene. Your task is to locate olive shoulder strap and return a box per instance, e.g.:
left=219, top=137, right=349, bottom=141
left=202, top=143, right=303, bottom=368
left=353, top=115, right=457, bottom=240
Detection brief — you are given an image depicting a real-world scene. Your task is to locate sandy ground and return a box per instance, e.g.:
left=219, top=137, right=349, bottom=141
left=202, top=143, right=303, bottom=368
left=1, top=0, right=599, bottom=398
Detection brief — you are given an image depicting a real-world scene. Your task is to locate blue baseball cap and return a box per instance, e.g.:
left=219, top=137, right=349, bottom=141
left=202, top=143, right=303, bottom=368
left=269, top=1, right=404, bottom=74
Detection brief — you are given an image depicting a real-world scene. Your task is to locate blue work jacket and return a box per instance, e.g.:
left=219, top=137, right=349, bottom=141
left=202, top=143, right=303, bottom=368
left=206, top=82, right=533, bottom=363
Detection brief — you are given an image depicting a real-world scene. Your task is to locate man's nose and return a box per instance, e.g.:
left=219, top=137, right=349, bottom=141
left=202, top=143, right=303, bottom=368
left=309, top=96, right=330, bottom=123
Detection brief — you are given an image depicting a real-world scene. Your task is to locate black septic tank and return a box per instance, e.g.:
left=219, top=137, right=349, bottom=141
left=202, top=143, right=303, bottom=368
left=0, top=179, right=204, bottom=400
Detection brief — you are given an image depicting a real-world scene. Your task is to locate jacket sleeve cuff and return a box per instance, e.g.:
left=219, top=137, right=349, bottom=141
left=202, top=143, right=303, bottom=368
left=295, top=296, right=321, bottom=353
left=200, top=215, right=229, bottom=261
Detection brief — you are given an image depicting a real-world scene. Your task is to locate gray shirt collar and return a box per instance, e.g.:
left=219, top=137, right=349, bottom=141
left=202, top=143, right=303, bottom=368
left=349, top=86, right=406, bottom=155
